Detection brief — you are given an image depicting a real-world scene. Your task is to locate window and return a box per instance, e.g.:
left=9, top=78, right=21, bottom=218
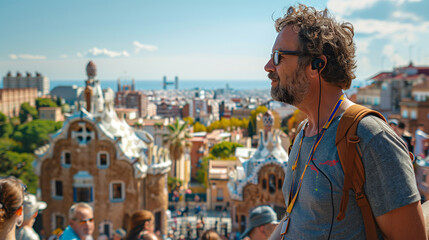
left=423, top=172, right=427, bottom=183
left=402, top=110, right=408, bottom=119
left=240, top=215, right=246, bottom=233
left=53, top=180, right=63, bottom=199
left=216, top=188, right=224, bottom=202
left=97, top=152, right=110, bottom=169
left=278, top=178, right=283, bottom=190
left=52, top=213, right=65, bottom=231
left=269, top=175, right=276, bottom=194
left=262, top=179, right=267, bottom=190
left=99, top=221, right=113, bottom=239
left=61, top=151, right=71, bottom=168
left=155, top=211, right=162, bottom=232
left=73, top=187, right=93, bottom=202
left=110, top=181, right=125, bottom=202
left=411, top=110, right=417, bottom=120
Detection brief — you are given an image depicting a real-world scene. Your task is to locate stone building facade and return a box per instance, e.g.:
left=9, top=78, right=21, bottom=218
left=34, top=61, right=171, bottom=238
left=228, top=111, right=288, bottom=234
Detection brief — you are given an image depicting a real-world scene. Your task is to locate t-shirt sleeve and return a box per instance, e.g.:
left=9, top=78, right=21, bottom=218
left=357, top=116, right=421, bottom=217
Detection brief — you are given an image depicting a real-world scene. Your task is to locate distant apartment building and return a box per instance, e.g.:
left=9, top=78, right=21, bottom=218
left=0, top=88, right=38, bottom=117
left=357, top=63, right=429, bottom=115
left=39, top=107, right=64, bottom=122
left=115, top=80, right=149, bottom=118
left=3, top=71, right=49, bottom=96
left=182, top=98, right=219, bottom=125
left=207, top=159, right=237, bottom=211
left=399, top=76, right=429, bottom=133
left=189, top=133, right=209, bottom=181
left=50, top=85, right=83, bottom=105
left=156, top=101, right=182, bottom=118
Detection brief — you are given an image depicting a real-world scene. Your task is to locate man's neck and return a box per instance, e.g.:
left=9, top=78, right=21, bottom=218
left=297, top=88, right=352, bottom=137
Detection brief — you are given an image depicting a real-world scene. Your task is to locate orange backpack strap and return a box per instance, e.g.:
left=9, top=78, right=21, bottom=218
left=335, top=104, right=385, bottom=240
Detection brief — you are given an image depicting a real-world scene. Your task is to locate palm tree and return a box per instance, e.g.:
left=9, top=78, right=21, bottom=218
left=163, top=118, right=192, bottom=180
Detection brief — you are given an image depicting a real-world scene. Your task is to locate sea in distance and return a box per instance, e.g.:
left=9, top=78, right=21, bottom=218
left=46, top=80, right=271, bottom=91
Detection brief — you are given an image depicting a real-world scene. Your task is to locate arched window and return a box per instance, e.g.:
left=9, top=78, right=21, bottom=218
left=278, top=178, right=283, bottom=190
left=110, top=181, right=125, bottom=202
left=269, top=175, right=276, bottom=194
left=262, top=179, right=267, bottom=190
left=97, top=151, right=110, bottom=169
left=52, top=180, right=63, bottom=200
left=52, top=213, right=66, bottom=231
left=61, top=151, right=71, bottom=168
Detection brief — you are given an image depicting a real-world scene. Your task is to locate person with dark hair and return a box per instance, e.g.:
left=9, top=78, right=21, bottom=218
left=200, top=229, right=221, bottom=240
left=126, top=210, right=155, bottom=240
left=265, top=4, right=425, bottom=239
left=398, top=121, right=414, bottom=152
left=16, top=193, right=47, bottom=240
left=0, top=177, right=26, bottom=240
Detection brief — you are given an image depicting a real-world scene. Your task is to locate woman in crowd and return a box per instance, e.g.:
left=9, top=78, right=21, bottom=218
left=0, top=177, right=26, bottom=240
left=126, top=210, right=155, bottom=240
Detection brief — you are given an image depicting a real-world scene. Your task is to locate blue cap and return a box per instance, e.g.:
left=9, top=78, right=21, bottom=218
left=240, top=205, right=279, bottom=239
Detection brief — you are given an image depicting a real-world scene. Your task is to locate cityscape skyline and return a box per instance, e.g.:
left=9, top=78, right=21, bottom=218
left=1, top=0, right=429, bottom=82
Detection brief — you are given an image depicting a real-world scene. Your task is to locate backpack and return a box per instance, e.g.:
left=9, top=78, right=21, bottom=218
left=289, top=104, right=396, bottom=239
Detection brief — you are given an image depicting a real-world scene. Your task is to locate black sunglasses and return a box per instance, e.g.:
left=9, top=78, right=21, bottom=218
left=271, top=50, right=302, bottom=66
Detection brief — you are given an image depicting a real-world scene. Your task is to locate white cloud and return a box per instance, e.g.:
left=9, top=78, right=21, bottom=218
left=133, top=41, right=158, bottom=53
left=86, top=47, right=130, bottom=58
left=355, top=38, right=371, bottom=55
left=60, top=54, right=68, bottom=59
left=382, top=44, right=407, bottom=66
left=8, top=54, right=46, bottom=60
left=327, top=0, right=423, bottom=17
left=77, top=52, right=83, bottom=58
left=353, top=19, right=429, bottom=43
left=327, top=0, right=379, bottom=17
left=392, top=11, right=422, bottom=21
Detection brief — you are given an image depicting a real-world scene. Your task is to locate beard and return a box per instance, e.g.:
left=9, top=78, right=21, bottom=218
left=269, top=67, right=309, bottom=106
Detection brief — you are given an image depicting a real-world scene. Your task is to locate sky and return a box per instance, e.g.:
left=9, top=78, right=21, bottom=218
left=0, top=0, right=428, bottom=83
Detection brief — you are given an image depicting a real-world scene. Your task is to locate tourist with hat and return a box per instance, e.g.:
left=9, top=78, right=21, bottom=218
left=240, top=205, right=279, bottom=240
left=16, top=193, right=47, bottom=240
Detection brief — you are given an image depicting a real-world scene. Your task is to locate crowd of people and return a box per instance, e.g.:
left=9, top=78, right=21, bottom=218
left=388, top=119, right=429, bottom=160
left=0, top=176, right=279, bottom=240
left=2, top=2, right=429, bottom=240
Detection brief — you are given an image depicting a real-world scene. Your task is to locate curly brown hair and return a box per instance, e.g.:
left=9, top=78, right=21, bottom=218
left=275, top=4, right=356, bottom=89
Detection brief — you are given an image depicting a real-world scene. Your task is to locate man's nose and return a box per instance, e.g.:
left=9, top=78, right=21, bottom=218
left=264, top=58, right=275, bottom=72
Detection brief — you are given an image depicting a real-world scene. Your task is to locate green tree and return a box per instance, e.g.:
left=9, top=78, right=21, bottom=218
left=36, top=98, right=58, bottom=110
left=19, top=102, right=38, bottom=123
left=183, top=116, right=194, bottom=126
left=195, top=156, right=210, bottom=187
left=0, top=112, right=13, bottom=138
left=163, top=119, right=192, bottom=178
left=0, top=140, right=37, bottom=193
left=210, top=141, right=243, bottom=159
left=12, top=119, right=63, bottom=153
left=193, top=122, right=207, bottom=132
left=248, top=105, right=268, bottom=139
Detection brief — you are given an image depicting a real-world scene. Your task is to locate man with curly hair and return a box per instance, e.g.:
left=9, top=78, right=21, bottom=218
left=265, top=4, right=425, bottom=240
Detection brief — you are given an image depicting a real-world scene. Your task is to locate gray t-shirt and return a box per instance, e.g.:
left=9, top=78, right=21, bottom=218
left=282, top=115, right=420, bottom=239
